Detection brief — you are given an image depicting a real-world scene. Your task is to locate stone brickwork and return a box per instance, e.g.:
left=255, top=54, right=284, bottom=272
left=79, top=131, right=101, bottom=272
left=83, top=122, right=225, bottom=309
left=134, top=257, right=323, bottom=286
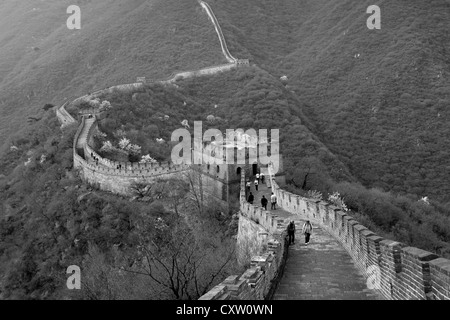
left=268, top=165, right=450, bottom=300
left=236, top=215, right=270, bottom=267
left=429, top=258, right=450, bottom=300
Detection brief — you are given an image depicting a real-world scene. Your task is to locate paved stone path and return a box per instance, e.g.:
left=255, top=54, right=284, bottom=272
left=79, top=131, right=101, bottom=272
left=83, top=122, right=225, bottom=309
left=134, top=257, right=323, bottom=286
left=246, top=178, right=382, bottom=300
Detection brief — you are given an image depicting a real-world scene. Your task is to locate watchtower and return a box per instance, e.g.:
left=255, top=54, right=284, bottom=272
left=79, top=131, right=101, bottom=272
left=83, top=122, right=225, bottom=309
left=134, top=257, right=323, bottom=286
left=191, top=134, right=284, bottom=206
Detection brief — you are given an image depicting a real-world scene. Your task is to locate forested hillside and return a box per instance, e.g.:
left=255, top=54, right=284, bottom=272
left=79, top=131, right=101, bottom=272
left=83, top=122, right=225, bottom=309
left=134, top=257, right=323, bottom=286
left=208, top=0, right=450, bottom=202
left=3, top=0, right=450, bottom=204
left=2, top=0, right=450, bottom=299
left=74, top=67, right=450, bottom=258
left=2, top=65, right=450, bottom=300
left=0, top=109, right=240, bottom=299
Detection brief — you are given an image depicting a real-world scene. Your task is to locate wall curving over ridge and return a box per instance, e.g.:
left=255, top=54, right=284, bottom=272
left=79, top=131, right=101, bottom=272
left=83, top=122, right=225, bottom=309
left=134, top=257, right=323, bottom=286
left=55, top=101, right=75, bottom=127
left=199, top=1, right=237, bottom=63
left=56, top=61, right=250, bottom=195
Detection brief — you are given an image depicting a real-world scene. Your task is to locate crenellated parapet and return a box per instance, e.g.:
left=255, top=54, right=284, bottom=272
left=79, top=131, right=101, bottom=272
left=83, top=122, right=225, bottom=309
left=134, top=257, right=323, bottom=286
left=71, top=113, right=191, bottom=194
left=236, top=59, right=250, bottom=65
left=267, top=165, right=450, bottom=300
left=81, top=153, right=191, bottom=179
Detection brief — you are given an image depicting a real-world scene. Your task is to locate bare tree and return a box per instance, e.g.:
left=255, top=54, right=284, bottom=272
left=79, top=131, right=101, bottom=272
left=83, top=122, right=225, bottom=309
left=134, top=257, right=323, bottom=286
left=130, top=180, right=153, bottom=198
left=182, top=169, right=206, bottom=216
left=130, top=178, right=188, bottom=213
left=289, top=157, right=320, bottom=190
left=152, top=177, right=190, bottom=216
left=122, top=217, right=236, bottom=299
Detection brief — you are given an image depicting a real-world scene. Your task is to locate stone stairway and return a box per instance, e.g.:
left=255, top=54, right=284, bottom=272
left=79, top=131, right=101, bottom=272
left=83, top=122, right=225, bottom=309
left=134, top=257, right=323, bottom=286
left=246, top=180, right=383, bottom=300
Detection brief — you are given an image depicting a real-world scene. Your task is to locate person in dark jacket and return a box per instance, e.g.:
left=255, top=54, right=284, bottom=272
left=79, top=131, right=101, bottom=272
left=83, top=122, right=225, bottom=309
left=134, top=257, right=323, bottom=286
left=287, top=220, right=296, bottom=245
left=261, top=195, right=268, bottom=210
left=248, top=192, right=254, bottom=204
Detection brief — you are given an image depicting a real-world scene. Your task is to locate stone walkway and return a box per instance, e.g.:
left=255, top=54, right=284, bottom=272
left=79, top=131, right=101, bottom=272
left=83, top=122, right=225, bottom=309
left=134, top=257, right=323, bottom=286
left=246, top=179, right=382, bottom=300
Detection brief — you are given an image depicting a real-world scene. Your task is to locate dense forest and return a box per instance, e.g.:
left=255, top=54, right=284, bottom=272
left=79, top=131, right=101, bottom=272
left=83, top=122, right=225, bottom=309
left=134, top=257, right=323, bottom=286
left=0, top=110, right=240, bottom=299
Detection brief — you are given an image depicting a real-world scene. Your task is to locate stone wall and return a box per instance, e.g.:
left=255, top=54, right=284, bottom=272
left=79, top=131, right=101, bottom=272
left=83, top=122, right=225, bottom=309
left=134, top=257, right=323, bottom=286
left=268, top=165, right=450, bottom=300
left=236, top=215, right=269, bottom=266
left=77, top=83, right=145, bottom=104
left=56, top=101, right=76, bottom=127
left=75, top=123, right=190, bottom=195
left=199, top=1, right=237, bottom=63
left=199, top=170, right=289, bottom=300
left=72, top=112, right=190, bottom=195
left=62, top=61, right=243, bottom=124
left=77, top=162, right=187, bottom=194
left=162, top=63, right=238, bottom=83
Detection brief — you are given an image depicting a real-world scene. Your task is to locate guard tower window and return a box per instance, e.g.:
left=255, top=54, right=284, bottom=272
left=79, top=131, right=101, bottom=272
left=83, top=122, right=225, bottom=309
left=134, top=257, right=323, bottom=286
left=236, top=167, right=241, bottom=175
left=216, top=165, right=220, bottom=173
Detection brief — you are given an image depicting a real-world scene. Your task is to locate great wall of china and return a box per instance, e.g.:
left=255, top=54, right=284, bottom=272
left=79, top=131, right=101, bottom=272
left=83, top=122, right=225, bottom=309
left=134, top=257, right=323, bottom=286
left=199, top=1, right=236, bottom=64
left=199, top=169, right=290, bottom=300
left=55, top=1, right=450, bottom=300
left=199, top=164, right=450, bottom=300
left=72, top=115, right=192, bottom=194
left=56, top=0, right=248, bottom=196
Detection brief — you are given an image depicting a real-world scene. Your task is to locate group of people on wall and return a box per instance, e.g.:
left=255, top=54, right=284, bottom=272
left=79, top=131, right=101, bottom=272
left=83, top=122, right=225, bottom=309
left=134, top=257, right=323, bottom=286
left=246, top=171, right=277, bottom=210
left=245, top=168, right=314, bottom=247
left=287, top=220, right=313, bottom=246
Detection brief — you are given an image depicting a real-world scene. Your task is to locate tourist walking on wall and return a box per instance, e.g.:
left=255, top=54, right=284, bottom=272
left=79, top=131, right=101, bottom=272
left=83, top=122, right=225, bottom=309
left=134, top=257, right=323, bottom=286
left=287, top=220, right=295, bottom=245
left=261, top=195, right=268, bottom=210
left=248, top=192, right=254, bottom=204
left=302, top=220, right=313, bottom=245
left=260, top=172, right=265, bottom=184
left=256, top=172, right=260, bottom=182
left=246, top=180, right=251, bottom=193
left=270, top=192, right=277, bottom=210
left=254, top=178, right=259, bottom=191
